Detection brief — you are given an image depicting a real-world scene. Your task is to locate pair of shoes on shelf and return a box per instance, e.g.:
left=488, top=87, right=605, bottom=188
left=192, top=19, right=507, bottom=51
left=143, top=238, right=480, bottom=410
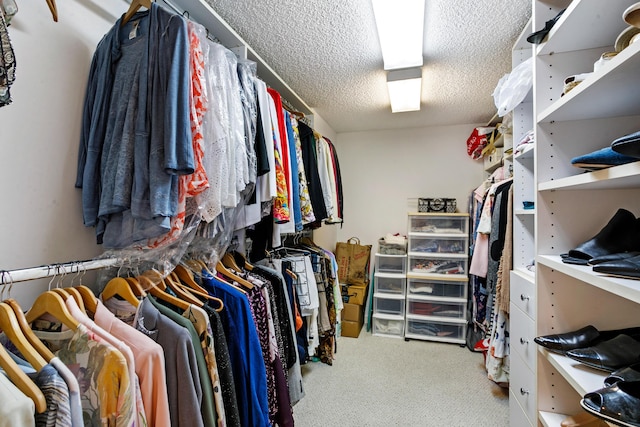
left=580, top=361, right=640, bottom=426
left=581, top=380, right=640, bottom=427
left=561, top=208, right=640, bottom=265
left=571, top=130, right=640, bottom=171
left=534, top=325, right=640, bottom=357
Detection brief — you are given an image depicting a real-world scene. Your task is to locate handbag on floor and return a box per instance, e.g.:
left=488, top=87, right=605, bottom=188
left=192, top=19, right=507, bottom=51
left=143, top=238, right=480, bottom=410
left=335, top=237, right=371, bottom=286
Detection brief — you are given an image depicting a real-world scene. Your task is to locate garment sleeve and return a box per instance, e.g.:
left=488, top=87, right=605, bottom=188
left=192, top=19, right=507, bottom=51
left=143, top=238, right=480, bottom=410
left=161, top=15, right=194, bottom=175
left=174, top=332, right=204, bottom=426
left=76, top=35, right=111, bottom=227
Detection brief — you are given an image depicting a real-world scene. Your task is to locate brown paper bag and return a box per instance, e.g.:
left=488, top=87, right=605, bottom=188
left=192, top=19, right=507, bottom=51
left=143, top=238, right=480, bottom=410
left=335, top=237, right=372, bottom=286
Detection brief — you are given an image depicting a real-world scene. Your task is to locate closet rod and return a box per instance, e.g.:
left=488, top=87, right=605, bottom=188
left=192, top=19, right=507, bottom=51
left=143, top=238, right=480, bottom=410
left=0, top=258, right=120, bottom=285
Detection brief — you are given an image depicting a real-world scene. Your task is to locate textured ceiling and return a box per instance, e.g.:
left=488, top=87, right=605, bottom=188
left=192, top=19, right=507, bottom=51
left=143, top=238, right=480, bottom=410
left=204, top=0, right=532, bottom=133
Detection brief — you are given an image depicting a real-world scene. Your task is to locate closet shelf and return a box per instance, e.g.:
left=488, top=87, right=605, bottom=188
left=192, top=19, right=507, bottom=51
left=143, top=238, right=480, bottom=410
left=538, top=161, right=640, bottom=191
left=537, top=255, right=640, bottom=304
left=537, top=41, right=640, bottom=124
left=515, top=209, right=535, bottom=216
left=514, top=144, right=534, bottom=160
left=539, top=411, right=571, bottom=427
left=540, top=348, right=606, bottom=397
left=513, top=267, right=535, bottom=284
left=536, top=0, right=630, bottom=56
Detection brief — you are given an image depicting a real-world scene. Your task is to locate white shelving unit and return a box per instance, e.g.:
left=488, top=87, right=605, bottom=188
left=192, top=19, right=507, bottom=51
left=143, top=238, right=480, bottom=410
left=528, top=0, right=640, bottom=425
left=405, top=213, right=470, bottom=344
left=508, top=17, right=537, bottom=427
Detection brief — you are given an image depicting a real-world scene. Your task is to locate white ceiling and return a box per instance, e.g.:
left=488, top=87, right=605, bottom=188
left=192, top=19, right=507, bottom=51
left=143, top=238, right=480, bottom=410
left=203, top=0, right=532, bottom=133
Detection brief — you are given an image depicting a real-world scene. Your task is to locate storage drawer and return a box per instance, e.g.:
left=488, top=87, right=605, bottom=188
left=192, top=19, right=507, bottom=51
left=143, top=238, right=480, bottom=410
left=408, top=214, right=469, bottom=234
left=408, top=235, right=466, bottom=254
left=405, top=317, right=465, bottom=341
left=408, top=254, right=468, bottom=276
left=372, top=314, right=405, bottom=338
left=510, top=302, right=536, bottom=370
left=374, top=273, right=406, bottom=296
left=510, top=270, right=536, bottom=318
left=510, top=352, right=536, bottom=424
left=407, top=299, right=465, bottom=319
left=373, top=294, right=405, bottom=316
left=407, top=277, right=467, bottom=299
left=375, top=253, right=407, bottom=274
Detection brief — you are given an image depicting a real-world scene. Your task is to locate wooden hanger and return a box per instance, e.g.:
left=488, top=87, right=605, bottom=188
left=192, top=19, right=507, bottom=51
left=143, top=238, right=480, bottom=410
left=165, top=273, right=203, bottom=307
left=0, top=302, right=47, bottom=371
left=25, top=290, right=80, bottom=331
left=50, top=288, right=87, bottom=315
left=0, top=343, right=47, bottom=413
left=216, top=261, right=253, bottom=290
left=101, top=277, right=140, bottom=308
left=139, top=271, right=190, bottom=311
left=174, top=264, right=208, bottom=294
left=231, top=250, right=255, bottom=271
left=125, top=277, right=146, bottom=297
left=122, top=0, right=152, bottom=26
left=46, top=0, right=58, bottom=22
left=4, top=299, right=55, bottom=362
left=170, top=269, right=224, bottom=311
left=73, top=285, right=98, bottom=316
left=222, top=253, right=243, bottom=273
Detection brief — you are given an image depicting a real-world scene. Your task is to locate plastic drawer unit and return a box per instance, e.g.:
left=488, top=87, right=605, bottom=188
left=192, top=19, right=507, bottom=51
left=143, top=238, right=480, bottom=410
left=407, top=277, right=467, bottom=299
left=407, top=253, right=468, bottom=278
left=408, top=213, right=469, bottom=235
left=404, top=317, right=466, bottom=344
left=407, top=298, right=466, bottom=320
left=372, top=313, right=405, bottom=338
left=374, top=272, right=406, bottom=296
left=374, top=253, right=407, bottom=275
left=373, top=293, right=405, bottom=316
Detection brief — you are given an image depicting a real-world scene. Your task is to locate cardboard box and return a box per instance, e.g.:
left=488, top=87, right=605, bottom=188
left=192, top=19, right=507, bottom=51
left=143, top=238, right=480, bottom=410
left=341, top=319, right=363, bottom=338
left=342, top=283, right=369, bottom=305
left=342, top=302, right=363, bottom=323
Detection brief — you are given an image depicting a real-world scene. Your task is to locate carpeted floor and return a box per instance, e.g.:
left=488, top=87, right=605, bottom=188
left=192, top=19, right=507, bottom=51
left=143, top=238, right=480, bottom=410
left=292, top=329, right=509, bottom=426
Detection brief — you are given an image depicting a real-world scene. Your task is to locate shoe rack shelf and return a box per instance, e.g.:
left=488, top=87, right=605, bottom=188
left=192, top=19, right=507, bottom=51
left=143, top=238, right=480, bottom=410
left=530, top=0, right=640, bottom=425
left=404, top=213, right=469, bottom=344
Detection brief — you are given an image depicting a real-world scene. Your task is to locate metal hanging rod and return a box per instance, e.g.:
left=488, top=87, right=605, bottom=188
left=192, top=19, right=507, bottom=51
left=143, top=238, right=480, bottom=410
left=0, top=258, right=121, bottom=285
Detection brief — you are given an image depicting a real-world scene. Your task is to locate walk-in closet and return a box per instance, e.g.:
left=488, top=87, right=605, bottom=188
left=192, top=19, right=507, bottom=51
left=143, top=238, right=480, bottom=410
left=2, top=0, right=640, bottom=426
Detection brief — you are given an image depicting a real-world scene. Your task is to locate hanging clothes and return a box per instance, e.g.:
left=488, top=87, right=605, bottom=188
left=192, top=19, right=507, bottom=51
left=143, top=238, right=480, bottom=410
left=31, top=323, right=136, bottom=427
left=76, top=4, right=194, bottom=248
left=0, top=371, right=35, bottom=426
left=200, top=273, right=270, bottom=427
left=103, top=297, right=205, bottom=427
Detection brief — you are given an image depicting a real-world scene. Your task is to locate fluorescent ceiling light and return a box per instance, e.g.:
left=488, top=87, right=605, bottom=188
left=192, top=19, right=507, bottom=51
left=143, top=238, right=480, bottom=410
left=372, top=0, right=425, bottom=70
left=387, top=68, right=422, bottom=113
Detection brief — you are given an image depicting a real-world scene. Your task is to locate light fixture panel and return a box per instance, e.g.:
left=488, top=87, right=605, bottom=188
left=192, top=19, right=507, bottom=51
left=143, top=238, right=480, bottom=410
left=372, top=0, right=425, bottom=70
left=387, top=76, right=422, bottom=113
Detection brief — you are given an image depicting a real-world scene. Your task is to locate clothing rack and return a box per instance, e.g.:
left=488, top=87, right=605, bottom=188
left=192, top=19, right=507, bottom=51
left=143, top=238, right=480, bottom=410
left=0, top=258, right=120, bottom=285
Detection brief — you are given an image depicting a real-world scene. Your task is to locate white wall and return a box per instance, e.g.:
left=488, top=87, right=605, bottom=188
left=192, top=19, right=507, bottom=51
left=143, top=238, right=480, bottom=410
left=0, top=1, right=125, bottom=306
left=327, top=124, right=486, bottom=254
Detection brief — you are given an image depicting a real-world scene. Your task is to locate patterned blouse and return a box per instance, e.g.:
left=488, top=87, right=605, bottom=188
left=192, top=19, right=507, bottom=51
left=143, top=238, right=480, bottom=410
left=32, top=324, right=135, bottom=427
